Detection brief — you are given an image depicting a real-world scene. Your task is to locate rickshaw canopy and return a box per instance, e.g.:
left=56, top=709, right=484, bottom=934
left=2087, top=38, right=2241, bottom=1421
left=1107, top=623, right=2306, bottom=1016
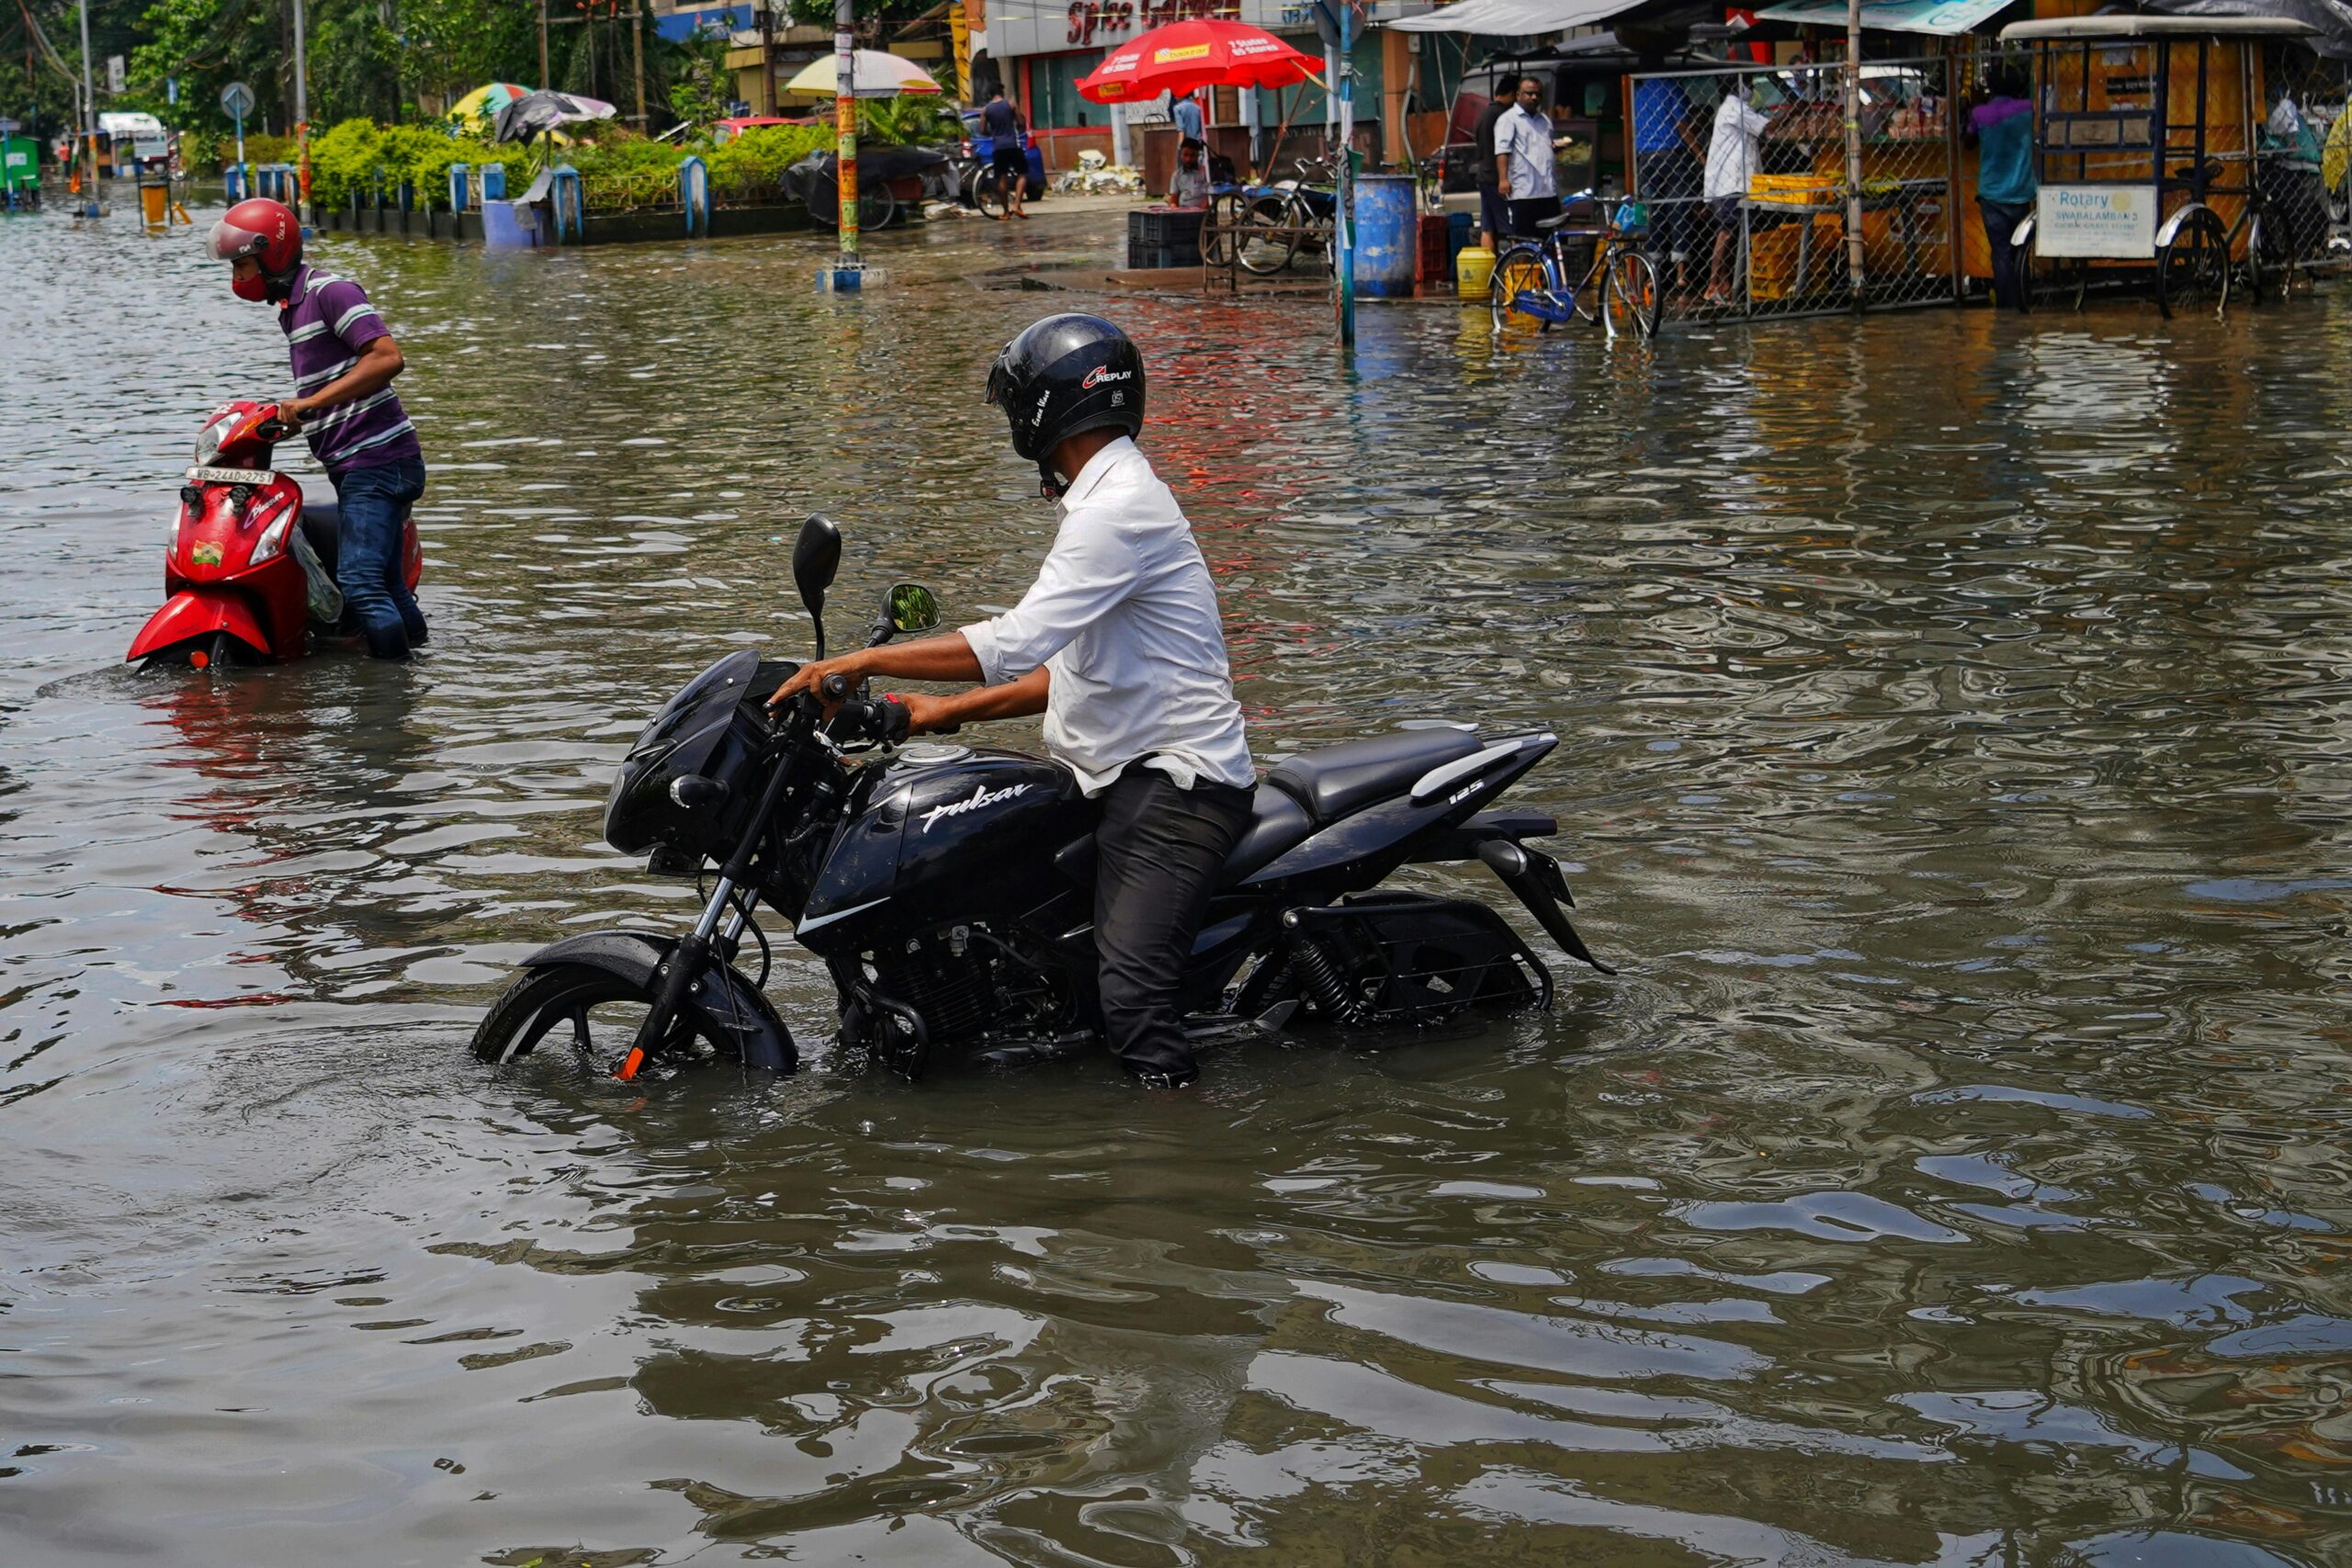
left=1998, top=15, right=2315, bottom=39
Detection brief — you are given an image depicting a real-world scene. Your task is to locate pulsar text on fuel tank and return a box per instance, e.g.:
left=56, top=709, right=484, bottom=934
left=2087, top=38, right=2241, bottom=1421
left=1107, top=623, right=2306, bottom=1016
left=469, top=515, right=1611, bottom=1082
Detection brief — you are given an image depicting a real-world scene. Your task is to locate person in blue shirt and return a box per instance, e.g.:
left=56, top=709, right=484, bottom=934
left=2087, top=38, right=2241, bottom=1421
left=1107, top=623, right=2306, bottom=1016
left=1171, top=90, right=1204, bottom=145
left=1631, top=73, right=1699, bottom=294
left=1968, top=62, right=2037, bottom=309
left=981, top=85, right=1029, bottom=220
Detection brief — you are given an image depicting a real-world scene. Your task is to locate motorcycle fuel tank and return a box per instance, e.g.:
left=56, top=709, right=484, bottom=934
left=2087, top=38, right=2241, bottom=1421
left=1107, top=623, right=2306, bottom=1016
left=797, top=746, right=1085, bottom=951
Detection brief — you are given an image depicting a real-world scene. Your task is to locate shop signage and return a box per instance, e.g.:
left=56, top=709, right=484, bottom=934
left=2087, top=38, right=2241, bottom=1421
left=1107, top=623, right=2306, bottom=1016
left=991, top=0, right=1276, bottom=61
left=2035, top=184, right=2157, bottom=258
left=1066, top=0, right=1233, bottom=47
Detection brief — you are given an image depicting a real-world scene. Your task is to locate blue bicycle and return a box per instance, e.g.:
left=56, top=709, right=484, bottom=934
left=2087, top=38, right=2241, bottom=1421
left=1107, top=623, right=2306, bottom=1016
left=1489, top=194, right=1663, bottom=339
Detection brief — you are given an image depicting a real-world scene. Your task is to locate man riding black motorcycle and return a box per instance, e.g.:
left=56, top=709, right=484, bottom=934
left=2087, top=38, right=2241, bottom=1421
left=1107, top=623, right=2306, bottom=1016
left=771, top=314, right=1252, bottom=1089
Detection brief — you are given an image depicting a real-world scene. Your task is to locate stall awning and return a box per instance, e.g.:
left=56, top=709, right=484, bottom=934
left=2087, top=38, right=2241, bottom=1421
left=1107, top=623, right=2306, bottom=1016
left=1388, top=0, right=1651, bottom=35
left=1752, top=0, right=2017, bottom=35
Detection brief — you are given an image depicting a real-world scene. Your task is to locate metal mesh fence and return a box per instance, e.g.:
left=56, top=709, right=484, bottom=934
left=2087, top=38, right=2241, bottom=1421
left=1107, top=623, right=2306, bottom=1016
left=2259, top=46, right=2352, bottom=284
left=1629, top=58, right=1961, bottom=321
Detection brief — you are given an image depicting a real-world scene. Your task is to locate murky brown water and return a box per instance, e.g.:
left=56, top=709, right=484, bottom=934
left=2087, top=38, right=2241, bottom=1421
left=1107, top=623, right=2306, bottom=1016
left=5, top=195, right=2352, bottom=1567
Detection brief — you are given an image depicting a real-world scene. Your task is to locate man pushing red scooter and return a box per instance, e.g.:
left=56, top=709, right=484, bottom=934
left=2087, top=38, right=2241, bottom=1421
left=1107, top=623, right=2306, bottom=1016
left=129, top=197, right=429, bottom=668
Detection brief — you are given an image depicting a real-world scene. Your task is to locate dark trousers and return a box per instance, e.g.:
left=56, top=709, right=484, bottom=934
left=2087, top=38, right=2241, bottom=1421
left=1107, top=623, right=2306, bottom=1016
left=1092, top=767, right=1254, bottom=1079
left=1507, top=194, right=1564, bottom=241
left=332, top=457, right=428, bottom=660
left=1980, top=197, right=2030, bottom=310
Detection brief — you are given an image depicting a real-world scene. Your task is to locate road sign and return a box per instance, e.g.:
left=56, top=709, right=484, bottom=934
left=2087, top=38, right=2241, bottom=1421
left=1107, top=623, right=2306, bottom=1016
left=220, top=81, right=254, bottom=121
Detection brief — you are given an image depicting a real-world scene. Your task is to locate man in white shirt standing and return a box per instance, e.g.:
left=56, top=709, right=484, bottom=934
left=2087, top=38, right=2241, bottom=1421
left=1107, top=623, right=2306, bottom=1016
left=1492, top=74, right=1562, bottom=241
left=1703, top=77, right=1780, bottom=304
left=771, top=314, right=1254, bottom=1089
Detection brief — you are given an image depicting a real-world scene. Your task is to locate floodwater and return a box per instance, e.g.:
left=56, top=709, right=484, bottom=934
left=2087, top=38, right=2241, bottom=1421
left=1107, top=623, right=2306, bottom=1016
left=5, top=195, right=2351, bottom=1568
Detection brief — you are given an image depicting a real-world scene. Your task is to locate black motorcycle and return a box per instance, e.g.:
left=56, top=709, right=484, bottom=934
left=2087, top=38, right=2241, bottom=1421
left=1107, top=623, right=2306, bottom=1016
left=470, top=516, right=1611, bottom=1082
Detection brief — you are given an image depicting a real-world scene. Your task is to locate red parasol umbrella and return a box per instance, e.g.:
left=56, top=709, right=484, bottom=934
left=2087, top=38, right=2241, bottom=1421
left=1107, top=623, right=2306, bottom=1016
left=1075, top=19, right=1322, bottom=104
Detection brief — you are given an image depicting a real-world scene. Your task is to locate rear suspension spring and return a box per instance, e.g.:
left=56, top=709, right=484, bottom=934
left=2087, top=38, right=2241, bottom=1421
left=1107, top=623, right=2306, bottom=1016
left=1288, top=933, right=1370, bottom=1026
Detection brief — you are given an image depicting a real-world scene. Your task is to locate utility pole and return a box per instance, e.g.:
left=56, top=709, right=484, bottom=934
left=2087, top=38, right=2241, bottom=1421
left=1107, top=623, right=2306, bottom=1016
left=1845, top=0, right=1864, bottom=304
left=291, top=0, right=310, bottom=213
left=632, top=0, right=646, bottom=129
left=538, top=0, right=549, bottom=88
left=833, top=0, right=859, bottom=271
left=74, top=0, right=96, bottom=215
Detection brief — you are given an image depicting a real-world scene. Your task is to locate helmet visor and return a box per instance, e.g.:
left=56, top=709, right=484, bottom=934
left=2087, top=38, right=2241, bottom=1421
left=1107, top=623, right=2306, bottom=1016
left=207, top=216, right=268, bottom=263
left=984, top=355, right=1012, bottom=408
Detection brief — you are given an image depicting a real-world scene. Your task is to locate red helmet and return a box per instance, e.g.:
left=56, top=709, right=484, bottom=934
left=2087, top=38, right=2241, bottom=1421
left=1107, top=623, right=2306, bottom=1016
left=208, top=197, right=303, bottom=300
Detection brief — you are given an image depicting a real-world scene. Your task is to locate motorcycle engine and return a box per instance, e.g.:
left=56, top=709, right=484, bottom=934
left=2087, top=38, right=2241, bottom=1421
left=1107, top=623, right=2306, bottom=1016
left=851, top=919, right=1080, bottom=1073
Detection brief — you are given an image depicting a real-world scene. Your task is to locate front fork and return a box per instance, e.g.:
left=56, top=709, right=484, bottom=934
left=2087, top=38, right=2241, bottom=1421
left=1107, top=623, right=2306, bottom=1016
left=615, top=739, right=813, bottom=1081
left=615, top=877, right=749, bottom=1081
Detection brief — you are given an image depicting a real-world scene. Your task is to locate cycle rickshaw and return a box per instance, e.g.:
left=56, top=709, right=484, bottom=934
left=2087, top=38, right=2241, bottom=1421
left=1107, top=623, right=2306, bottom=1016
left=2000, top=14, right=2319, bottom=318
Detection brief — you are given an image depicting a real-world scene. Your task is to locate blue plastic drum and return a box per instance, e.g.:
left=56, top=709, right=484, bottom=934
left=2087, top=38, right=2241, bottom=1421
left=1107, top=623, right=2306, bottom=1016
left=1352, top=174, right=1419, bottom=299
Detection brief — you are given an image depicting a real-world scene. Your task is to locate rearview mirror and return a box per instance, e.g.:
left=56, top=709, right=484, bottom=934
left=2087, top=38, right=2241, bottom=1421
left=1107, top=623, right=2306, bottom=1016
left=793, top=513, right=842, bottom=659
left=886, top=582, right=940, bottom=634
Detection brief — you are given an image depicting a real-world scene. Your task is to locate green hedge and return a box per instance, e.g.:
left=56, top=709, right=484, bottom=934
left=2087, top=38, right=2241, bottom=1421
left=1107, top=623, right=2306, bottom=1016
left=284, top=116, right=937, bottom=215
left=307, top=118, right=532, bottom=209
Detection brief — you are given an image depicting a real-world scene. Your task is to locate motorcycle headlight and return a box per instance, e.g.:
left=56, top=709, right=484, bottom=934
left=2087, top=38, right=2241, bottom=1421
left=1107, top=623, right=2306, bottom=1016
left=193, top=418, right=226, bottom=469
left=250, top=505, right=293, bottom=565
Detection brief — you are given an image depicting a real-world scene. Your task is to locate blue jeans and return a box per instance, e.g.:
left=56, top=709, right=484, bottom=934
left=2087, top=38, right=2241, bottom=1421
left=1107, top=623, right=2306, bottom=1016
left=1980, top=197, right=2031, bottom=310
left=332, top=457, right=427, bottom=660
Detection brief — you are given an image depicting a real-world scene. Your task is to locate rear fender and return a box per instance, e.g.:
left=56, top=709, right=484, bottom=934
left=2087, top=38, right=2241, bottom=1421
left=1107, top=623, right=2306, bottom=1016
left=127, top=590, right=273, bottom=663
left=1405, top=811, right=1612, bottom=976
left=522, top=931, right=797, bottom=1072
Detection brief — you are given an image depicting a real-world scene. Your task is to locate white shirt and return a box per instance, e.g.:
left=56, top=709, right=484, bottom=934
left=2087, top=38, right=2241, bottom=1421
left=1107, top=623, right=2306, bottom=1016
left=959, top=437, right=1253, bottom=797
left=1169, top=163, right=1210, bottom=208
left=1494, top=105, right=1557, bottom=200
left=1704, top=95, right=1772, bottom=201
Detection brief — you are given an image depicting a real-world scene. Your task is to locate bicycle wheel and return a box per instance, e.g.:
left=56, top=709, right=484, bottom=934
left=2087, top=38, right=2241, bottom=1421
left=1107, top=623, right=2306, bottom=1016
left=2155, top=208, right=2230, bottom=319
left=1489, top=243, right=1552, bottom=332
left=1237, top=193, right=1299, bottom=275
left=975, top=166, right=1008, bottom=220
left=862, top=183, right=896, bottom=231
left=1608, top=250, right=1664, bottom=338
left=2242, top=212, right=2267, bottom=305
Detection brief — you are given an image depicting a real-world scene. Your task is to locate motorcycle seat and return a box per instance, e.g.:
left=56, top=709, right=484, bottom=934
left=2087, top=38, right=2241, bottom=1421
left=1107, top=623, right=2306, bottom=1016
left=1267, top=728, right=1484, bottom=824
left=1221, top=784, right=1313, bottom=884
left=300, top=496, right=341, bottom=574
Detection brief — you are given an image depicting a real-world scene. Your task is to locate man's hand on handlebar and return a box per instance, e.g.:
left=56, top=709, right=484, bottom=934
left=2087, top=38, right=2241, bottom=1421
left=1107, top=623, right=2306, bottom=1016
left=891, top=693, right=961, bottom=738
left=769, top=653, right=868, bottom=714
left=272, top=400, right=306, bottom=434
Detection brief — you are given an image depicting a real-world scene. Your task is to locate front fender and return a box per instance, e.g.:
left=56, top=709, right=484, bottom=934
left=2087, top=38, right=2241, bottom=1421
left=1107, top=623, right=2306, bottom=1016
left=524, top=931, right=797, bottom=1072
left=127, top=590, right=273, bottom=663
left=2154, top=202, right=2212, bottom=249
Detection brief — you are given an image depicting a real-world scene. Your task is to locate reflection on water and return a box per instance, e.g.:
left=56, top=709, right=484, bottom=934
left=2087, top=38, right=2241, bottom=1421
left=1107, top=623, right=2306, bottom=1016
left=3, top=203, right=2351, bottom=1566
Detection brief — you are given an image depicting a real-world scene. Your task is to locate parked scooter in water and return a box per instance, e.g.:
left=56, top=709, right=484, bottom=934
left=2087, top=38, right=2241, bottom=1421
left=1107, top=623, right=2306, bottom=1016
left=125, top=400, right=422, bottom=669
left=469, top=514, right=1612, bottom=1086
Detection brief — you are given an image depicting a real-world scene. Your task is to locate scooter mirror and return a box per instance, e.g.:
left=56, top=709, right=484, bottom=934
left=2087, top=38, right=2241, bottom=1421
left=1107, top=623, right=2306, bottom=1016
left=886, top=583, right=940, bottom=634
left=793, top=513, right=843, bottom=658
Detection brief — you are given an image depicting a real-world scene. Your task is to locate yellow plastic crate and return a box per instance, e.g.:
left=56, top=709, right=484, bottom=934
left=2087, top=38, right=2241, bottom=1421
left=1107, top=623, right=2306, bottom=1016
left=1749, top=173, right=1842, bottom=205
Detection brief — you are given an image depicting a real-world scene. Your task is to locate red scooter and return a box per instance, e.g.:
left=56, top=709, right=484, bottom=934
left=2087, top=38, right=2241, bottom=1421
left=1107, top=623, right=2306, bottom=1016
left=126, top=400, right=422, bottom=669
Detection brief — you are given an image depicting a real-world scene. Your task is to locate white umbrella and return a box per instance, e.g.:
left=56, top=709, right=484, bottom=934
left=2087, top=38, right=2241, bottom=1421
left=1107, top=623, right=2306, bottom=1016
left=783, top=51, right=943, bottom=99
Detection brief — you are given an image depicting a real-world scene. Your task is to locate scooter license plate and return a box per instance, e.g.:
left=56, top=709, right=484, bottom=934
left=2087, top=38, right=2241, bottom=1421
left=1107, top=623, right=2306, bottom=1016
left=186, top=465, right=277, bottom=487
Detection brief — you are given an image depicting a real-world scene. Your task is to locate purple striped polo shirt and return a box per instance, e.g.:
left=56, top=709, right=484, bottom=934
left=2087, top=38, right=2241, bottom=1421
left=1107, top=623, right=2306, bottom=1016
left=277, top=264, right=422, bottom=474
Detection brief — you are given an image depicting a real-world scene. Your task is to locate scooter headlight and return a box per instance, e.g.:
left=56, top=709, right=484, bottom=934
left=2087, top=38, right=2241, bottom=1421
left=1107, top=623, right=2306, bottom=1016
left=250, top=505, right=293, bottom=566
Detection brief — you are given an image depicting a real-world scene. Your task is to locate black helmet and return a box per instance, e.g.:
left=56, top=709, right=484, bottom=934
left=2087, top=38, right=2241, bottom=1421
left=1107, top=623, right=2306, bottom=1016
left=984, top=313, right=1145, bottom=496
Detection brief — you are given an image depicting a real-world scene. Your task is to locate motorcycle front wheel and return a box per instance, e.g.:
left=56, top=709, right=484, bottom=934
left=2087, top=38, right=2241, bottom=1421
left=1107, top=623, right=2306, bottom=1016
left=471, top=962, right=719, bottom=1070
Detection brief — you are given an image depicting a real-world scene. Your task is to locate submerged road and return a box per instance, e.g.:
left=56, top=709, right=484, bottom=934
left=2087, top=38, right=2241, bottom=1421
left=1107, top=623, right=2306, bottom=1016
left=3, top=197, right=2350, bottom=1565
